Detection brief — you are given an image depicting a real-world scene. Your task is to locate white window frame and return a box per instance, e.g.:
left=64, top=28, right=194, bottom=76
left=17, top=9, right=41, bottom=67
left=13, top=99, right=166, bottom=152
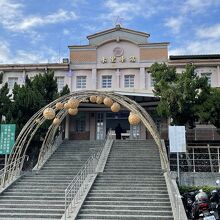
left=76, top=76, right=87, bottom=89
left=8, top=77, right=18, bottom=90
left=150, top=75, right=156, bottom=87
left=55, top=76, right=65, bottom=92
left=124, top=75, right=134, bottom=88
left=102, top=75, right=112, bottom=88
left=201, top=72, right=212, bottom=86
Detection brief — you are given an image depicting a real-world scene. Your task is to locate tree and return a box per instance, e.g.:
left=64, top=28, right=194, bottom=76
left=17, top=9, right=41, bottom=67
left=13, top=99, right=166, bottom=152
left=150, top=63, right=210, bottom=128
left=0, top=83, right=12, bottom=123
left=32, top=70, right=58, bottom=105
left=196, top=88, right=220, bottom=128
left=4, top=71, right=70, bottom=169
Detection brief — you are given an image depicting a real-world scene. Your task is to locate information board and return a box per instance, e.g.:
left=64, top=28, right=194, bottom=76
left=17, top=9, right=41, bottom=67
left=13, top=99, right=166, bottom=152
left=169, top=126, right=186, bottom=153
left=0, top=124, right=16, bottom=154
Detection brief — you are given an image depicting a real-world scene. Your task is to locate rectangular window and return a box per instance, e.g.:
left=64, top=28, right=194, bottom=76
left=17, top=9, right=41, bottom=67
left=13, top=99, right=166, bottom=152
left=102, top=75, right=112, bottom=88
left=151, top=75, right=156, bottom=87
left=8, top=77, right=18, bottom=90
left=56, top=76, right=64, bottom=92
left=75, top=113, right=86, bottom=132
left=201, top=72, right=212, bottom=86
left=124, top=75, right=134, bottom=88
left=76, top=76, right=87, bottom=89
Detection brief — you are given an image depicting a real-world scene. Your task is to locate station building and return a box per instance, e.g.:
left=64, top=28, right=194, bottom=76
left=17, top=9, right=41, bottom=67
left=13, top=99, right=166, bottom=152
left=0, top=25, right=220, bottom=140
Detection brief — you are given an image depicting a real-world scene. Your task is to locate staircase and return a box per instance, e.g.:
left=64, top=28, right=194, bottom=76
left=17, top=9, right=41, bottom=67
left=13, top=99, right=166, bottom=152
left=76, top=140, right=174, bottom=220
left=0, top=140, right=103, bottom=220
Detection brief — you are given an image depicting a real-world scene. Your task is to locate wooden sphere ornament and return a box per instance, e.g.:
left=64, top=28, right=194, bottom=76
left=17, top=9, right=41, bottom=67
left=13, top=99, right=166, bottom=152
left=55, top=102, right=64, bottom=110
left=90, top=95, right=97, bottom=103
left=96, top=96, right=103, bottom=104
left=103, top=97, right=113, bottom=107
left=68, top=98, right=79, bottom=109
left=64, top=102, right=71, bottom=109
left=68, top=108, right=78, bottom=116
left=53, top=117, right=60, bottom=125
left=43, top=108, right=55, bottom=120
left=111, top=102, right=120, bottom=112
left=128, top=112, right=141, bottom=125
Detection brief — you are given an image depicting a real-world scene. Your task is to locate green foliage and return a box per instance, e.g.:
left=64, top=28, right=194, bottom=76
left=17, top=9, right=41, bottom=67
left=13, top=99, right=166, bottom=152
left=3, top=71, right=70, bottom=169
left=59, top=84, right=70, bottom=96
left=0, top=83, right=12, bottom=123
left=32, top=70, right=58, bottom=105
left=196, top=88, right=220, bottom=128
left=150, top=63, right=211, bottom=128
left=179, top=185, right=220, bottom=194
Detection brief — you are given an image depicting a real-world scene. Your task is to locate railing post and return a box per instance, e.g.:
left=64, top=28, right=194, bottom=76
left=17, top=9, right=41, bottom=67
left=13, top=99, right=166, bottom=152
left=218, top=147, right=220, bottom=173
left=193, top=148, right=195, bottom=172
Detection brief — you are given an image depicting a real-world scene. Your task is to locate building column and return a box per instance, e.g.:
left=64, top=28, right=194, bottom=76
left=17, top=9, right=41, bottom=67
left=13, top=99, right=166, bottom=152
left=217, top=65, right=220, bottom=87
left=92, top=68, right=97, bottom=89
left=139, top=67, right=145, bottom=89
left=65, top=70, right=73, bottom=92
left=65, top=114, right=70, bottom=139
left=116, top=69, right=121, bottom=88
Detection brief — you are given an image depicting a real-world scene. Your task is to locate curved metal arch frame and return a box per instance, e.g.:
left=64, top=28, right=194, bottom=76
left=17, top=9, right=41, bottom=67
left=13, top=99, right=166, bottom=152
left=6, top=90, right=168, bottom=182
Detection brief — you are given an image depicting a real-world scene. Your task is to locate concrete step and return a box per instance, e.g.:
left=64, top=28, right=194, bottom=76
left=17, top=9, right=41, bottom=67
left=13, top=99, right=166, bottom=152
left=78, top=209, right=173, bottom=216
left=83, top=200, right=172, bottom=206
left=0, top=207, right=63, bottom=214
left=77, top=214, right=173, bottom=220
left=0, top=212, right=61, bottom=219
left=81, top=204, right=172, bottom=211
left=87, top=193, right=169, bottom=198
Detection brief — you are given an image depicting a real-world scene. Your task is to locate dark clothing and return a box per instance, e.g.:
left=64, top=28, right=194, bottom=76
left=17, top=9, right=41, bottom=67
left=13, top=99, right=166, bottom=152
left=115, top=124, right=123, bottom=139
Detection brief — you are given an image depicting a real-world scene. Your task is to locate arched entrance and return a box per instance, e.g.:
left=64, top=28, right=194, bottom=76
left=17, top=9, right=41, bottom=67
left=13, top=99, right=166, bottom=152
left=5, top=91, right=167, bottom=184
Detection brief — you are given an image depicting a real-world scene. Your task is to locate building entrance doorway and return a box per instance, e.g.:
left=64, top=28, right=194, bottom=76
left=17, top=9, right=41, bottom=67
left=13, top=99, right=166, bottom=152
left=106, top=111, right=130, bottom=139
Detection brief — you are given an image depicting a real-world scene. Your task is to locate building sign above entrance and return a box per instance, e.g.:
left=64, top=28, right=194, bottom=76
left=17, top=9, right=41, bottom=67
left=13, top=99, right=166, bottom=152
left=101, top=56, right=136, bottom=64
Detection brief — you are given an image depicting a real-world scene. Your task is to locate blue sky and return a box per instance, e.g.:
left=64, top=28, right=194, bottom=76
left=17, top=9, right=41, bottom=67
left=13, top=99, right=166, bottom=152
left=0, top=0, right=220, bottom=64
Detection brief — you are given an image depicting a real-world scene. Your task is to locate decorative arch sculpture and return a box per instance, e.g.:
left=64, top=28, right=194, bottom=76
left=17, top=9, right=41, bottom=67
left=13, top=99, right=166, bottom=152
left=5, top=90, right=168, bottom=185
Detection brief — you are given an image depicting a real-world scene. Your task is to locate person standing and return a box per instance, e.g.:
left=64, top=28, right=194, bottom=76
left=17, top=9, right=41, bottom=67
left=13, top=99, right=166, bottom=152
left=115, top=123, right=123, bottom=139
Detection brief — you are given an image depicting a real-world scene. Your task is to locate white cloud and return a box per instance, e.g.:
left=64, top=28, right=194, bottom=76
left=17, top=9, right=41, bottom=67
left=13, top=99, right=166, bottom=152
left=181, top=0, right=220, bottom=14
left=0, top=0, right=77, bottom=32
left=165, top=17, right=183, bottom=34
left=0, top=40, right=11, bottom=63
left=196, top=24, right=220, bottom=39
left=0, top=38, right=63, bottom=64
left=102, top=0, right=158, bottom=22
left=169, top=39, right=220, bottom=55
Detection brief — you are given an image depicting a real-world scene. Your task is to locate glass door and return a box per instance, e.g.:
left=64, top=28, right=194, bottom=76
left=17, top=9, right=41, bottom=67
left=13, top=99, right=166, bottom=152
left=96, top=113, right=106, bottom=140
left=130, top=124, right=140, bottom=139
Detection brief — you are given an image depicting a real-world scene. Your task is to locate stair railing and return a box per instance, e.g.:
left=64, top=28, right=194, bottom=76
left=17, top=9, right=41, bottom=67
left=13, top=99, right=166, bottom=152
left=64, top=147, right=103, bottom=219
left=161, top=140, right=187, bottom=220
left=0, top=155, right=28, bottom=190
left=64, top=131, right=112, bottom=220
left=34, top=131, right=63, bottom=170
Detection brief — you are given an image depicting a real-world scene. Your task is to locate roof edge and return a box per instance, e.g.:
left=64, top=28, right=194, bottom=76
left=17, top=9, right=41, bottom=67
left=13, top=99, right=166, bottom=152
left=87, top=25, right=150, bottom=40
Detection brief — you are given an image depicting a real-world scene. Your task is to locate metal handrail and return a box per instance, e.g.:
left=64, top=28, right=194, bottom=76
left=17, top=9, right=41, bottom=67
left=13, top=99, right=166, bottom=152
left=0, top=155, right=28, bottom=189
left=34, top=132, right=63, bottom=170
left=64, top=147, right=102, bottom=219
left=160, top=140, right=187, bottom=220
left=63, top=131, right=111, bottom=220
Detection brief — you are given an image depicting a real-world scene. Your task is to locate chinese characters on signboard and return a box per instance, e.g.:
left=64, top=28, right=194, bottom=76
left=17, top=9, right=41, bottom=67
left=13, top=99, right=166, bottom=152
left=101, top=56, right=136, bottom=64
left=0, top=124, right=16, bottom=154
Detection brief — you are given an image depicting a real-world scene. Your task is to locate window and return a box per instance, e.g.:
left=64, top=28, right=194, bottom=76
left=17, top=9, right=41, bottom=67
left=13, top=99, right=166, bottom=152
left=102, top=75, right=112, bottom=88
left=8, top=77, right=18, bottom=90
left=151, top=75, right=156, bottom=87
left=76, top=76, right=87, bottom=89
left=124, top=75, right=134, bottom=88
left=201, top=72, right=212, bottom=86
left=75, top=113, right=86, bottom=132
left=56, top=76, right=64, bottom=92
